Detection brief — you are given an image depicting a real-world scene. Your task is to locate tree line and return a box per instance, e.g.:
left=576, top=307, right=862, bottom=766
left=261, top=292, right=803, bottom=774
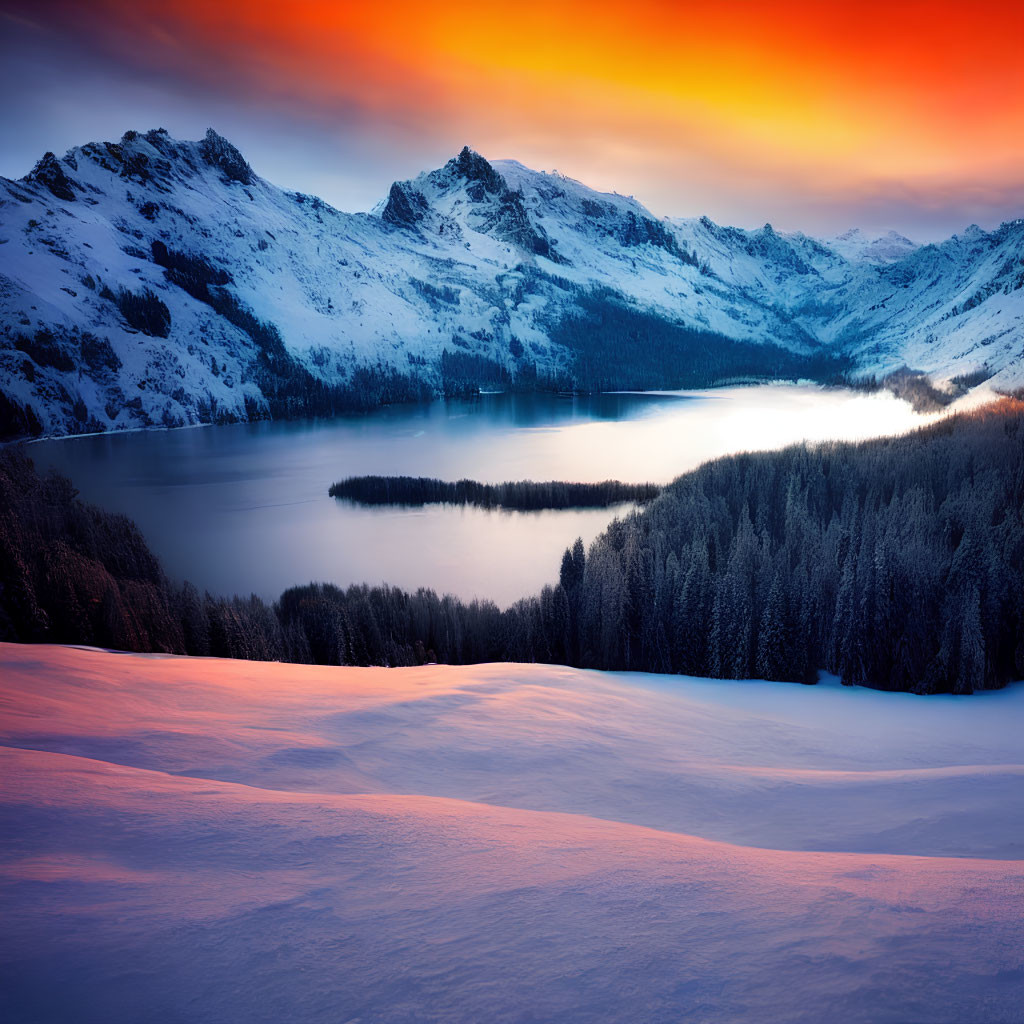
left=3, top=398, right=1023, bottom=693
left=549, top=288, right=854, bottom=392
left=329, top=476, right=661, bottom=510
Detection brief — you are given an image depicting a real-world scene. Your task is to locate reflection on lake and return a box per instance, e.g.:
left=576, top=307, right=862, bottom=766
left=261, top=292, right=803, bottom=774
left=29, top=384, right=943, bottom=606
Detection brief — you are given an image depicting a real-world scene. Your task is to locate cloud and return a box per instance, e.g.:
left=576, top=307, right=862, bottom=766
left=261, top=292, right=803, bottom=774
left=2, top=0, right=1021, bottom=236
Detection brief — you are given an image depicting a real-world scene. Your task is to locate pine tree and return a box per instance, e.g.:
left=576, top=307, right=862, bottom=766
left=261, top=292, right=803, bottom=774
left=957, top=585, right=986, bottom=694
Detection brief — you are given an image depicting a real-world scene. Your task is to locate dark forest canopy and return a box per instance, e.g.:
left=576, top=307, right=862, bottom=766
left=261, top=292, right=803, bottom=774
left=329, top=476, right=661, bottom=510
left=549, top=289, right=853, bottom=392
left=3, top=398, right=1023, bottom=694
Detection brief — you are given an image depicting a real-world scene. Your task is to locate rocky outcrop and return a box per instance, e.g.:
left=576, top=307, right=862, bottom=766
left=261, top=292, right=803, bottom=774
left=198, top=128, right=253, bottom=185
left=452, top=146, right=505, bottom=194
left=381, top=182, right=429, bottom=228
left=24, top=152, right=76, bottom=202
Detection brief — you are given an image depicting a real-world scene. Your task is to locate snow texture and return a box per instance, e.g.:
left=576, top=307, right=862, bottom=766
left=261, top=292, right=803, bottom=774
left=2, top=129, right=1023, bottom=436
left=1, top=643, right=1022, bottom=1023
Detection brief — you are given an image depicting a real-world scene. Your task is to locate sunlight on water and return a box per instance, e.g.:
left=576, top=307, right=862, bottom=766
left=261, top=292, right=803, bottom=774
left=527, top=385, right=943, bottom=482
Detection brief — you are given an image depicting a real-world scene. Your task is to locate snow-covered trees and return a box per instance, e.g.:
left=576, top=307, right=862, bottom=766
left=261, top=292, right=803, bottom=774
left=567, top=399, right=1024, bottom=692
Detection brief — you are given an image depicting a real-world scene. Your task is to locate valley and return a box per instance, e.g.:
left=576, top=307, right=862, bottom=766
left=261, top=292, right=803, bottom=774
left=3, top=8, right=1023, bottom=1024
left=2, top=129, right=1021, bottom=440
left=27, top=383, right=948, bottom=606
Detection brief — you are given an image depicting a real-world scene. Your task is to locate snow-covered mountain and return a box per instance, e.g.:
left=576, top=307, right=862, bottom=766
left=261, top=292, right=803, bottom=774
left=829, top=228, right=918, bottom=264
left=1, top=127, right=1022, bottom=437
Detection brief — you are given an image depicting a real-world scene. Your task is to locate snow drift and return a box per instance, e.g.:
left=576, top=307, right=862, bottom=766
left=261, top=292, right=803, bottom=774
left=1, top=644, right=1022, bottom=1022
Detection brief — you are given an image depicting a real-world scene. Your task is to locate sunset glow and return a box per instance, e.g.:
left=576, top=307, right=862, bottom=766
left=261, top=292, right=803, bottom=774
left=3, top=5, right=1024, bottom=1018
left=3, top=0, right=1023, bottom=232
left=3, top=644, right=1024, bottom=1021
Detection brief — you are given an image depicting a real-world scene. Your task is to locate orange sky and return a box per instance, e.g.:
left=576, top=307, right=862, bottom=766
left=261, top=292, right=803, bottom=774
left=3, top=0, right=1024, bottom=234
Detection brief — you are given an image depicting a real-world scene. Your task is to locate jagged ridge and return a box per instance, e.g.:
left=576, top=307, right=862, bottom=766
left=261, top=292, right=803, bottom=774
left=1, top=127, right=1022, bottom=438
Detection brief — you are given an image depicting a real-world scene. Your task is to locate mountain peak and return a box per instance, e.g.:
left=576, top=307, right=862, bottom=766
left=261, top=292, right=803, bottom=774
left=19, top=128, right=257, bottom=193
left=198, top=128, right=253, bottom=185
left=829, top=227, right=918, bottom=264
left=23, top=151, right=76, bottom=202
left=449, top=146, right=504, bottom=194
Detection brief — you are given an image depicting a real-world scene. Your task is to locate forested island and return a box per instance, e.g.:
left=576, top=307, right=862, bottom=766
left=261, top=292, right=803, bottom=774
left=329, top=476, right=661, bottom=510
left=3, top=398, right=1023, bottom=694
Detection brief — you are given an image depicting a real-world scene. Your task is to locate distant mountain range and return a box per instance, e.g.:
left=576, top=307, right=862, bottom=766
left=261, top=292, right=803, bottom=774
left=1, top=127, right=1022, bottom=437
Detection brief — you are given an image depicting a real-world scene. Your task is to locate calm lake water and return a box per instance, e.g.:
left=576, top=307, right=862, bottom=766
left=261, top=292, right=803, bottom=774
left=29, top=384, right=940, bottom=606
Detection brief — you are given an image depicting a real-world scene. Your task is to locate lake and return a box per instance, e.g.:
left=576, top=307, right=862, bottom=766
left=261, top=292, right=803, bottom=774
left=29, top=384, right=942, bottom=607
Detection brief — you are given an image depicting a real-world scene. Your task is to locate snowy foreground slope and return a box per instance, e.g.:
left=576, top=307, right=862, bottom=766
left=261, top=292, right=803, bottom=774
left=1, top=644, right=1023, bottom=1023
left=2, top=128, right=1023, bottom=436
